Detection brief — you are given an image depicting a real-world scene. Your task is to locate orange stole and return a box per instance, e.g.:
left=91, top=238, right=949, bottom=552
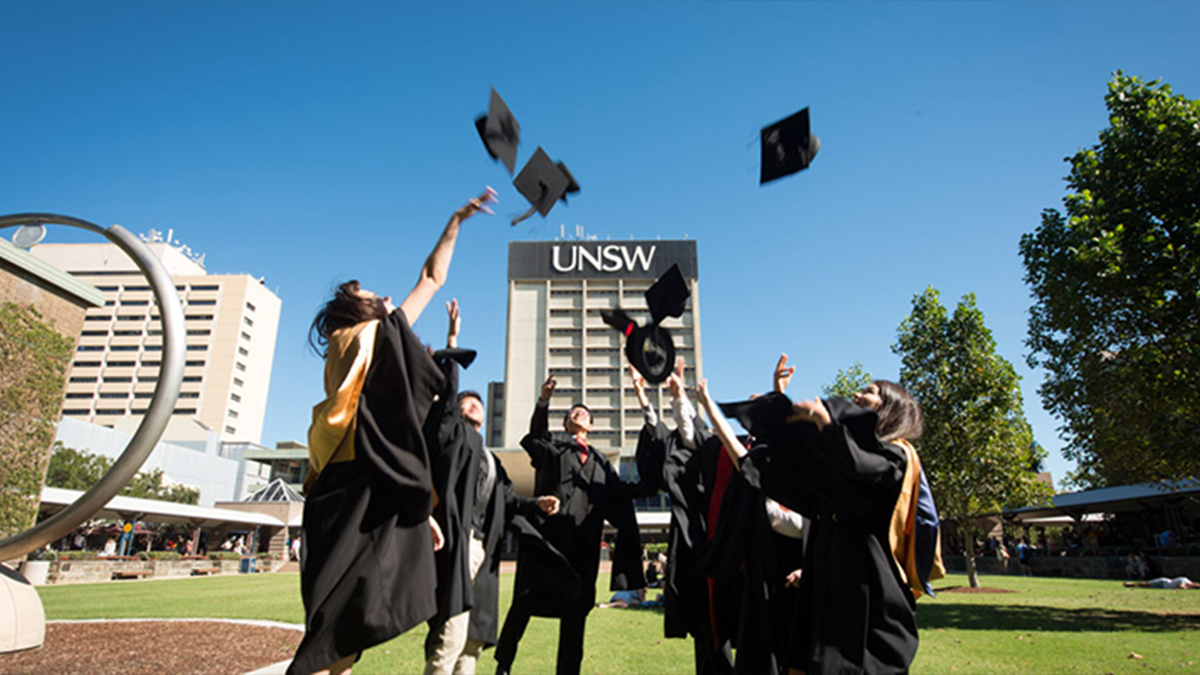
left=887, top=439, right=945, bottom=600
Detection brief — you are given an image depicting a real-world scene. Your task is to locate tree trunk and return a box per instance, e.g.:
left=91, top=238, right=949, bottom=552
left=965, top=535, right=981, bottom=588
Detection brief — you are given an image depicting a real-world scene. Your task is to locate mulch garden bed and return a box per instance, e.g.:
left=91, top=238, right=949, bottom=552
left=0, top=619, right=301, bottom=675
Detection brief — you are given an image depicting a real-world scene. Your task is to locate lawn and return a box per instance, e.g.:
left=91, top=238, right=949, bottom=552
left=35, top=573, right=1200, bottom=674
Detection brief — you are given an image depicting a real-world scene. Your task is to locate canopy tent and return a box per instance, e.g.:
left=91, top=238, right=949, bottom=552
left=1004, top=479, right=1200, bottom=523
left=39, top=486, right=286, bottom=529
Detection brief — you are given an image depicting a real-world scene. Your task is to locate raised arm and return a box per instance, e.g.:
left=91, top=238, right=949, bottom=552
left=399, top=187, right=497, bottom=323
left=668, top=358, right=698, bottom=450
left=694, top=379, right=748, bottom=467
left=520, top=376, right=556, bottom=469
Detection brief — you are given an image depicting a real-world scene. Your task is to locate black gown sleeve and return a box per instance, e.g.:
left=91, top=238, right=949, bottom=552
left=520, top=401, right=554, bottom=470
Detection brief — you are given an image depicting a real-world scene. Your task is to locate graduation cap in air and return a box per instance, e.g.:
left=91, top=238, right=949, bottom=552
left=601, top=264, right=689, bottom=384
left=510, top=147, right=581, bottom=226
left=760, top=106, right=820, bottom=185
left=475, top=88, right=521, bottom=174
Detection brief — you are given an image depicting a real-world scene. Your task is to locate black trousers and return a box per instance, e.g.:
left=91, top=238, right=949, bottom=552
left=494, top=598, right=588, bottom=675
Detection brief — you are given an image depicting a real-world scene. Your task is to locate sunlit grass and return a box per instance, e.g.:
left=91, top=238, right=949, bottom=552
left=34, top=572, right=1200, bottom=674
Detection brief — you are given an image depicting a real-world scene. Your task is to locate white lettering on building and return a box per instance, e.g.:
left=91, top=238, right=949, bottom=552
left=551, top=244, right=658, bottom=273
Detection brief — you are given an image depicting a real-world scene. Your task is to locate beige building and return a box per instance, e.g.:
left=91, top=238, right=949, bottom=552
left=30, top=231, right=281, bottom=445
left=490, top=238, right=701, bottom=498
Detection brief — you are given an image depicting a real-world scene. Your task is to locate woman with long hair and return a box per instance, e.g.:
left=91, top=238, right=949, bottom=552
left=289, top=187, right=496, bottom=675
left=695, top=355, right=942, bottom=675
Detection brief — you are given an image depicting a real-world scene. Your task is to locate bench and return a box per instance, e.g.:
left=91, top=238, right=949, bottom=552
left=191, top=567, right=220, bottom=576
left=112, top=570, right=152, bottom=580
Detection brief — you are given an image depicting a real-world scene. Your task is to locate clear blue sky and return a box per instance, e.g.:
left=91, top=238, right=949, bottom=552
left=4, top=1, right=1198, bottom=488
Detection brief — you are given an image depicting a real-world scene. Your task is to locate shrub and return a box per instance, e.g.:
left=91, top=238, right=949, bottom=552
left=146, top=551, right=182, bottom=560
left=208, top=551, right=240, bottom=561
left=55, top=550, right=99, bottom=561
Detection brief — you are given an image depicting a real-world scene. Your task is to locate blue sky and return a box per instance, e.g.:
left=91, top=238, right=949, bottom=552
left=4, top=1, right=1198, bottom=488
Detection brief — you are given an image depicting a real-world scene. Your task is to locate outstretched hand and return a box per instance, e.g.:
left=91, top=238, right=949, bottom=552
left=774, top=353, right=795, bottom=394
left=628, top=364, right=650, bottom=408
left=446, top=299, right=461, bottom=348
left=455, top=186, right=499, bottom=220
left=667, top=357, right=686, bottom=400
left=540, top=375, right=557, bottom=404
left=789, top=397, right=830, bottom=430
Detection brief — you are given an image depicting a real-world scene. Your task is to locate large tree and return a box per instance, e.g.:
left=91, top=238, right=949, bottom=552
left=895, top=288, right=1052, bottom=587
left=1021, top=73, right=1200, bottom=488
left=45, top=443, right=200, bottom=505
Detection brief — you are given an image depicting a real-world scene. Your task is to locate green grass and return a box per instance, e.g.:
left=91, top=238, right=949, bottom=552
left=34, top=573, right=1200, bottom=674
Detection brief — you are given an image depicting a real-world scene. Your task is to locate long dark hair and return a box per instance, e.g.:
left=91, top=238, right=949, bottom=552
left=873, top=379, right=923, bottom=443
left=308, top=280, right=385, bottom=357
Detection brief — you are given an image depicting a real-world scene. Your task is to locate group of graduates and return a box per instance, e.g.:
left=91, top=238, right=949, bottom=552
left=287, top=188, right=944, bottom=675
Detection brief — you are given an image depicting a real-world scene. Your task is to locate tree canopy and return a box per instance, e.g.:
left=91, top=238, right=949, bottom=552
left=1020, top=72, right=1200, bottom=488
left=45, top=443, right=200, bottom=505
left=822, top=361, right=874, bottom=399
left=895, top=288, right=1052, bottom=586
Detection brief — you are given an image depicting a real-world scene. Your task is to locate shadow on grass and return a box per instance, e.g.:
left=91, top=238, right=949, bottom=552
left=919, top=603, right=1200, bottom=633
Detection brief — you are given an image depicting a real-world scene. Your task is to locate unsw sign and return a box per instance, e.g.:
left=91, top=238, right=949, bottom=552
left=508, top=240, right=698, bottom=280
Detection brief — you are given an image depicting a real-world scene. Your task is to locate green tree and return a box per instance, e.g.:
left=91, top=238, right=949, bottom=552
left=45, top=441, right=114, bottom=490
left=0, top=303, right=75, bottom=539
left=894, top=288, right=1053, bottom=588
left=46, top=444, right=200, bottom=505
left=1021, top=73, right=1200, bottom=488
left=822, top=361, right=874, bottom=399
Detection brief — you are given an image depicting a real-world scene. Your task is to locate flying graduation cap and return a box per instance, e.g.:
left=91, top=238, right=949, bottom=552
left=760, top=106, right=821, bottom=185
left=601, top=264, right=689, bottom=384
left=476, top=88, right=521, bottom=175
left=510, top=147, right=581, bottom=226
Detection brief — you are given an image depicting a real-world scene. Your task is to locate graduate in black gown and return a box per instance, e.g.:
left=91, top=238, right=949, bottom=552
left=494, top=376, right=645, bottom=675
left=423, top=300, right=559, bottom=675
left=696, top=355, right=942, bottom=675
left=626, top=361, right=737, bottom=675
left=290, top=188, right=496, bottom=675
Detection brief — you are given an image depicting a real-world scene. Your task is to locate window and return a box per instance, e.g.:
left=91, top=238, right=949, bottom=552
left=62, top=409, right=90, bottom=416
left=190, top=284, right=219, bottom=291
left=69, top=376, right=98, bottom=383
left=185, top=314, right=213, bottom=321
left=85, top=316, right=109, bottom=321
left=144, top=345, right=163, bottom=351
left=117, top=315, right=143, bottom=321
left=230, top=393, right=241, bottom=403
left=113, top=330, right=142, bottom=336
left=134, top=392, right=153, bottom=399
left=73, top=361, right=101, bottom=368
left=99, top=392, right=129, bottom=399
left=173, top=408, right=197, bottom=415
left=96, top=409, right=126, bottom=415
left=77, top=345, right=103, bottom=352
left=103, top=376, right=132, bottom=383
left=243, top=317, right=254, bottom=327
left=96, top=285, right=119, bottom=291
left=65, top=393, right=92, bottom=399
left=178, top=392, right=200, bottom=399
left=120, top=300, right=149, bottom=306
left=235, top=362, right=246, bottom=372
left=183, top=376, right=202, bottom=383
left=147, top=330, right=162, bottom=336
left=185, top=360, right=205, bottom=367
left=246, top=302, right=256, bottom=312
left=225, top=426, right=237, bottom=434
left=138, top=376, right=158, bottom=382
left=186, top=329, right=211, bottom=336
left=227, top=410, right=239, bottom=419
left=81, top=330, right=108, bottom=337
left=105, top=361, right=136, bottom=368
left=240, top=332, right=251, bottom=341
left=233, top=378, right=244, bottom=387
left=131, top=408, right=148, bottom=414
left=186, top=345, right=208, bottom=351
left=188, top=299, right=216, bottom=306
left=142, top=360, right=161, bottom=366
left=110, top=345, right=138, bottom=352
left=125, top=285, right=150, bottom=291
left=238, top=347, right=249, bottom=356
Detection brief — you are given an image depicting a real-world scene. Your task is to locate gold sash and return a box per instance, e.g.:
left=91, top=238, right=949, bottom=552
left=887, top=439, right=945, bottom=599
left=305, top=320, right=378, bottom=492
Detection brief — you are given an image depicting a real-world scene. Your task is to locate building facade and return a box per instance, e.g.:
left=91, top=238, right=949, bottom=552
left=491, top=239, right=701, bottom=515
left=31, top=231, right=281, bottom=445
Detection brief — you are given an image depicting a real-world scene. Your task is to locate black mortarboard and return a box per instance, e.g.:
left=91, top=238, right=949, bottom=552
left=718, top=394, right=793, bottom=436
left=760, top=107, right=820, bottom=185
left=511, top=147, right=579, bottom=226
left=475, top=88, right=521, bottom=175
left=601, top=263, right=690, bottom=384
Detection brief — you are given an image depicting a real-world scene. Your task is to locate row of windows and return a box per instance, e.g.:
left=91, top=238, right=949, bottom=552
left=80, top=329, right=210, bottom=337
left=62, top=407, right=198, bottom=416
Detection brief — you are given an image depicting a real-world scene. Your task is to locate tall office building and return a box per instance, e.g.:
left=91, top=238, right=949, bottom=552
left=492, top=238, right=701, bottom=454
left=31, top=230, right=281, bottom=444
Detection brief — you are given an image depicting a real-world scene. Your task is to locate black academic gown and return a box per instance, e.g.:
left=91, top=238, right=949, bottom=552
left=289, top=310, right=444, bottom=675
left=699, top=451, right=805, bottom=675
left=424, top=349, right=483, bottom=631
left=508, top=402, right=645, bottom=616
left=468, top=455, right=540, bottom=647
left=633, top=421, right=738, bottom=675
left=738, top=394, right=918, bottom=675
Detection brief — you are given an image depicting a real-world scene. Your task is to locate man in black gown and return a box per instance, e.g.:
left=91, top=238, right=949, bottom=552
left=494, top=376, right=645, bottom=675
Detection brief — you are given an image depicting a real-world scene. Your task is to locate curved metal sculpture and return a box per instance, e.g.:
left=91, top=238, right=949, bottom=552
left=0, top=213, right=185, bottom=562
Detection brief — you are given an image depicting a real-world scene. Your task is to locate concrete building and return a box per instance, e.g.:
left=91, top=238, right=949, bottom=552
left=490, top=238, right=702, bottom=516
left=30, top=229, right=281, bottom=445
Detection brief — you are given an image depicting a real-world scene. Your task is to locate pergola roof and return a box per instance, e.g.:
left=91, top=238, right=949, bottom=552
left=244, top=478, right=304, bottom=504
left=1005, top=479, right=1200, bottom=523
left=39, top=487, right=286, bottom=529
